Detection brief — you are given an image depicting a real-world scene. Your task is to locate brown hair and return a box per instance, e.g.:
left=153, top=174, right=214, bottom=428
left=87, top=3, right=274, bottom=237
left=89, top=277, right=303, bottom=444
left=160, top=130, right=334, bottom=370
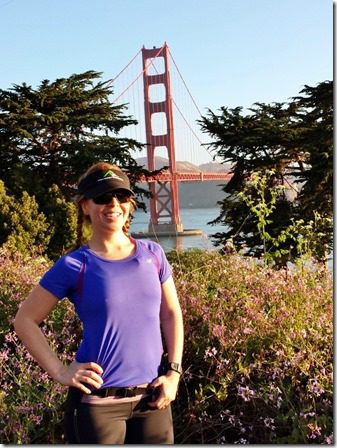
left=74, top=162, right=137, bottom=248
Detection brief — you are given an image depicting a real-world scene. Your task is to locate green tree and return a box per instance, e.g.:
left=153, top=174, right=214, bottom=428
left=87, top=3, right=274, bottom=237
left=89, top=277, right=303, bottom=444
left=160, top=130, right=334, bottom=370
left=199, top=81, right=332, bottom=263
left=0, top=70, right=157, bottom=256
left=0, top=70, right=148, bottom=201
left=291, top=82, right=333, bottom=256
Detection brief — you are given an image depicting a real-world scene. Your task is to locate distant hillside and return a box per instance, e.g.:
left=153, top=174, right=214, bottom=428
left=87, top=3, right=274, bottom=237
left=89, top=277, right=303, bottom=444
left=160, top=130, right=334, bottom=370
left=136, top=156, right=199, bottom=172
left=136, top=156, right=228, bottom=208
left=179, top=181, right=227, bottom=208
left=199, top=161, right=232, bottom=172
left=136, top=156, right=231, bottom=173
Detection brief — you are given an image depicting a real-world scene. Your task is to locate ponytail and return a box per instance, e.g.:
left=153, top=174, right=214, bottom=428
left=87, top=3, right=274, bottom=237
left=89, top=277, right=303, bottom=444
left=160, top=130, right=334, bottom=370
left=75, top=205, right=85, bottom=249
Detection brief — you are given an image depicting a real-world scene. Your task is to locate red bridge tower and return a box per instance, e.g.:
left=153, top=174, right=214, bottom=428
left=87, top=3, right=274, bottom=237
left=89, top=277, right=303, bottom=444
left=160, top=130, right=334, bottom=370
left=142, top=43, right=183, bottom=234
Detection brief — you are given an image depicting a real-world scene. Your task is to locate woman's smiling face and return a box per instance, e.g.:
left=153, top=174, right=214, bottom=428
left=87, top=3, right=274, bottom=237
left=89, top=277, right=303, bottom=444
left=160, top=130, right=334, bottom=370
left=81, top=193, right=132, bottom=233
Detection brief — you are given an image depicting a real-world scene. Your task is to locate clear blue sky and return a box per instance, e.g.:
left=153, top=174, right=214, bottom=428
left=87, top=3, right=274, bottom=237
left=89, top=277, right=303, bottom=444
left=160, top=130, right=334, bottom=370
left=2, top=1, right=331, bottom=234
left=0, top=0, right=332, bottom=128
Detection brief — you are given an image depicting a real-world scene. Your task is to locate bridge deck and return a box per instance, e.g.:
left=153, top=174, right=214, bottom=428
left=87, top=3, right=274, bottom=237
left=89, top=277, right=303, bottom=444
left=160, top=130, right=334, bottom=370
left=139, top=172, right=231, bottom=183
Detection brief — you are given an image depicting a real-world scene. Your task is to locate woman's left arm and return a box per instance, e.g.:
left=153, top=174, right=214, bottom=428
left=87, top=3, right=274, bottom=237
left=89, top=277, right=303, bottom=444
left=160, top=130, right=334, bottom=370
left=148, top=275, right=184, bottom=409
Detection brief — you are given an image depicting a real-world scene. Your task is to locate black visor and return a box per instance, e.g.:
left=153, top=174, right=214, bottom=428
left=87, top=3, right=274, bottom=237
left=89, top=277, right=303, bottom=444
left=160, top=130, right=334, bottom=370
left=77, top=168, right=134, bottom=199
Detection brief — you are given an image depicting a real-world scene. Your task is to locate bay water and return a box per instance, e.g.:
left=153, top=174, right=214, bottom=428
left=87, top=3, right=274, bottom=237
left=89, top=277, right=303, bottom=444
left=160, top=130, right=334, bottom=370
left=131, top=207, right=222, bottom=252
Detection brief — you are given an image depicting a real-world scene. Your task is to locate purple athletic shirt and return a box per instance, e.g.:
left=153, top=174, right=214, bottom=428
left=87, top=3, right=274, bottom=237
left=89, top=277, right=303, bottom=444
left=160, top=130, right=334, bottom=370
left=39, top=239, right=172, bottom=388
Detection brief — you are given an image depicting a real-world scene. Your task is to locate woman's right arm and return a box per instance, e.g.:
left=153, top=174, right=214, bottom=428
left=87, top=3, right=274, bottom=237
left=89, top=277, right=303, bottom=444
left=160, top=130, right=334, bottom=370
left=14, top=284, right=103, bottom=394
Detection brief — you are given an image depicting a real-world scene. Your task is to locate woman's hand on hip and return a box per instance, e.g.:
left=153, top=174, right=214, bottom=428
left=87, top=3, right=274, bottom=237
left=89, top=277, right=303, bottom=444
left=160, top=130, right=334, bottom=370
left=148, top=370, right=180, bottom=409
left=55, top=360, right=104, bottom=394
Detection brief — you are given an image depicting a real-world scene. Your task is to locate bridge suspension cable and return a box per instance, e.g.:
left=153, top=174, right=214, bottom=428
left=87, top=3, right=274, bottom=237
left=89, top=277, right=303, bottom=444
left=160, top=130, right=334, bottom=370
left=167, top=47, right=203, bottom=117
left=106, top=49, right=142, bottom=87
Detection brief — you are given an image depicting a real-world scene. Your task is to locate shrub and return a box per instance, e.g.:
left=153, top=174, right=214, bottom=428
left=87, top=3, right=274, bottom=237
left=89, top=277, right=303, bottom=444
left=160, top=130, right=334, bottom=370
left=0, top=181, right=51, bottom=257
left=167, top=249, right=333, bottom=444
left=0, top=181, right=78, bottom=260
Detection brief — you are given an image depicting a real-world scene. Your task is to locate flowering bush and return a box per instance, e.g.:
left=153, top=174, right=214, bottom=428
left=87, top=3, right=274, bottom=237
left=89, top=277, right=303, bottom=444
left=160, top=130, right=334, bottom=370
left=168, top=250, right=333, bottom=444
left=0, top=249, right=81, bottom=444
left=0, top=247, right=333, bottom=444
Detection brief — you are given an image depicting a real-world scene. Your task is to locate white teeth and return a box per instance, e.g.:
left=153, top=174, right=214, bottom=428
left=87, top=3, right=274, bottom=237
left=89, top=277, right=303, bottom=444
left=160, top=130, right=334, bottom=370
left=105, top=212, right=121, bottom=217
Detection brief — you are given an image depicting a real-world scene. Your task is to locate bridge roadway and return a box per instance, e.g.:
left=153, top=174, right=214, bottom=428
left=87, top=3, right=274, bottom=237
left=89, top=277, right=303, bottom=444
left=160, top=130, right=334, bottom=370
left=138, top=171, right=231, bottom=183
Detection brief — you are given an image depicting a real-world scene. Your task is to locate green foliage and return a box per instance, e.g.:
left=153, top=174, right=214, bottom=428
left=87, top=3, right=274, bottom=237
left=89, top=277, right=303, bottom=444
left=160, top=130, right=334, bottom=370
left=0, top=247, right=332, bottom=443
left=199, top=81, right=333, bottom=264
left=0, top=181, right=50, bottom=256
left=238, top=169, right=286, bottom=262
left=238, top=169, right=332, bottom=266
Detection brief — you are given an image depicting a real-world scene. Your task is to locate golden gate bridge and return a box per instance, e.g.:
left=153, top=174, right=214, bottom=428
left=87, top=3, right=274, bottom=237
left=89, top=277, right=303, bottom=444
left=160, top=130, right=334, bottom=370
left=109, top=42, right=231, bottom=236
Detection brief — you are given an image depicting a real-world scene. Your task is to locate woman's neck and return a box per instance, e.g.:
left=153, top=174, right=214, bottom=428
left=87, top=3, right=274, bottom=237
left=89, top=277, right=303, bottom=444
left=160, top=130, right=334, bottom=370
left=87, top=231, right=135, bottom=260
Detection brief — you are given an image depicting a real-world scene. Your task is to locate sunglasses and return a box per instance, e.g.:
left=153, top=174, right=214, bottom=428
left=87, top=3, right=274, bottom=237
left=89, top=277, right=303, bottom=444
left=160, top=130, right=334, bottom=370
left=92, top=191, right=131, bottom=205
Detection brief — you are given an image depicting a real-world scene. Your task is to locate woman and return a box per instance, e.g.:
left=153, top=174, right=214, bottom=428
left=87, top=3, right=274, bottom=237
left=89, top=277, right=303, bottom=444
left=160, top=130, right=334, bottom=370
left=14, top=162, right=184, bottom=444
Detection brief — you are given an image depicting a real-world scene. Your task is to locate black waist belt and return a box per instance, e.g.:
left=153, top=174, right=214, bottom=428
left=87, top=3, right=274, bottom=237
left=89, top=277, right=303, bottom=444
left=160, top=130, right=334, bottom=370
left=91, top=386, right=149, bottom=398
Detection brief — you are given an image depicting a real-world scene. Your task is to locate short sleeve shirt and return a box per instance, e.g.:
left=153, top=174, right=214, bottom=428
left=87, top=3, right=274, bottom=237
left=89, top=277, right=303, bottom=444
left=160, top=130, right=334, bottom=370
left=39, top=239, right=172, bottom=387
